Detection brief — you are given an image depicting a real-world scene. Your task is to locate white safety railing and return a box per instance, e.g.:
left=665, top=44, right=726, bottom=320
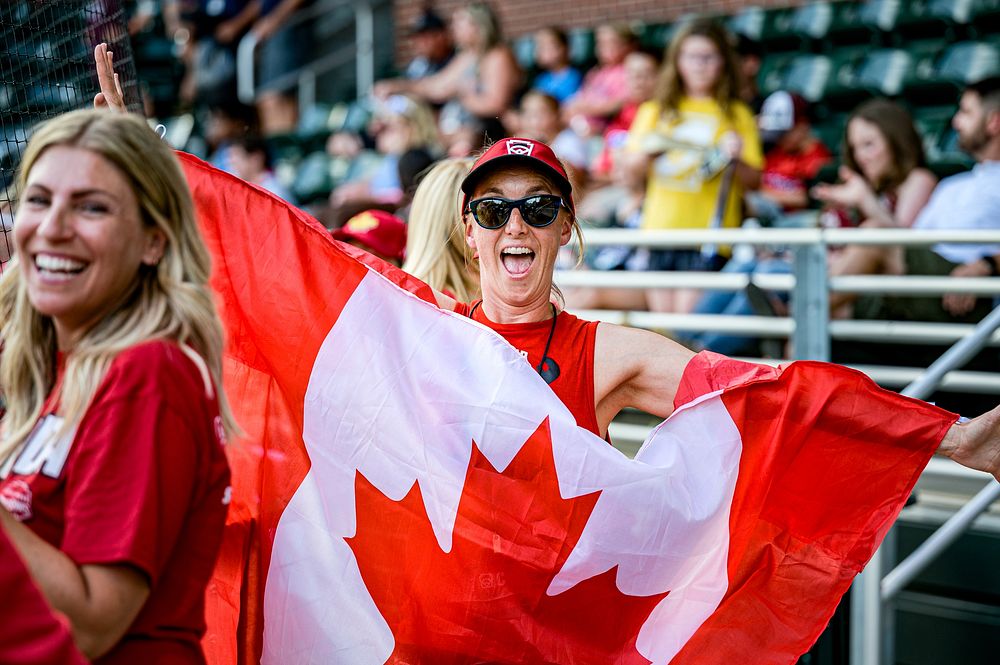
left=236, top=0, right=377, bottom=109
left=560, top=226, right=1000, bottom=665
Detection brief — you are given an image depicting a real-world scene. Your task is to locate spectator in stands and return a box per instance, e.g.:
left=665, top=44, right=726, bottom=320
left=0, top=109, right=233, bottom=661
left=375, top=3, right=521, bottom=145
left=518, top=91, right=590, bottom=188
left=332, top=209, right=408, bottom=267
left=748, top=90, right=832, bottom=222
left=531, top=26, right=583, bottom=104
left=623, top=18, right=762, bottom=314
left=824, top=78, right=1000, bottom=323
left=403, top=158, right=480, bottom=301
left=250, top=0, right=313, bottom=135
left=226, top=134, right=294, bottom=202
left=734, top=33, right=764, bottom=114
left=328, top=94, right=440, bottom=217
left=562, top=22, right=637, bottom=137
left=589, top=47, right=661, bottom=185
left=404, top=6, right=455, bottom=81
left=203, top=99, right=259, bottom=174
left=812, top=99, right=936, bottom=231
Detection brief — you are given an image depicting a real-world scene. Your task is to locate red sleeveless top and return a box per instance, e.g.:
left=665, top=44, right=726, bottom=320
left=457, top=302, right=602, bottom=437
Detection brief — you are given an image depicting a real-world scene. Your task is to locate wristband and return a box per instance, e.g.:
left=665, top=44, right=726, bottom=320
left=983, top=255, right=1000, bottom=276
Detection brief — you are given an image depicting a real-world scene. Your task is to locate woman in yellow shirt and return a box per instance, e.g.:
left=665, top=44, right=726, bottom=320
left=624, top=19, right=762, bottom=313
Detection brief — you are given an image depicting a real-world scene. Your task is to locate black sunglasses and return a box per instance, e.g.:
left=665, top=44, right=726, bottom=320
left=467, top=194, right=564, bottom=230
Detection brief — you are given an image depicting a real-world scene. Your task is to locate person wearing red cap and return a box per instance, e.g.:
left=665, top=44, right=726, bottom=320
left=332, top=210, right=408, bottom=267
left=432, top=136, right=1000, bottom=480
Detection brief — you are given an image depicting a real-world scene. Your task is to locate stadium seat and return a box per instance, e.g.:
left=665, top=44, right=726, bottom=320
left=567, top=28, right=595, bottom=69
left=638, top=22, right=673, bottom=51
left=903, top=40, right=1000, bottom=103
left=756, top=1, right=841, bottom=53
left=825, top=0, right=902, bottom=47
left=893, top=0, right=976, bottom=42
left=513, top=34, right=535, bottom=71
left=912, top=104, right=955, bottom=162
left=823, top=48, right=914, bottom=109
left=764, top=54, right=834, bottom=102
left=970, top=0, right=1000, bottom=36
left=727, top=6, right=794, bottom=49
left=291, top=151, right=332, bottom=205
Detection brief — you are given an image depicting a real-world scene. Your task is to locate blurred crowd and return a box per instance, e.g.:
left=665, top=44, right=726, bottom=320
left=123, top=1, right=1000, bottom=362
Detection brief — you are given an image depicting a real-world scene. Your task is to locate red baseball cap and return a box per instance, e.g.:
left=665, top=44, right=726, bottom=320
left=332, top=209, right=407, bottom=263
left=460, top=137, right=575, bottom=213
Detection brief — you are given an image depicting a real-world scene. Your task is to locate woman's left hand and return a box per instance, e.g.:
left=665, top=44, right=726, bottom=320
left=93, top=43, right=126, bottom=113
left=940, top=406, right=1000, bottom=483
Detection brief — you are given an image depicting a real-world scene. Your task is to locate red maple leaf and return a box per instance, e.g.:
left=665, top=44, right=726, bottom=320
left=346, top=418, right=668, bottom=665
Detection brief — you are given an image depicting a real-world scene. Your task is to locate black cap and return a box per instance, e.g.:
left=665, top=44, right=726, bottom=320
left=410, top=9, right=446, bottom=34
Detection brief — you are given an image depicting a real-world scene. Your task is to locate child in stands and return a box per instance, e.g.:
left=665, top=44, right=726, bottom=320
left=622, top=18, right=762, bottom=313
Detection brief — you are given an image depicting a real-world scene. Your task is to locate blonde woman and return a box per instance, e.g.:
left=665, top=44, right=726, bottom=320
left=0, top=109, right=234, bottom=662
left=403, top=157, right=479, bottom=301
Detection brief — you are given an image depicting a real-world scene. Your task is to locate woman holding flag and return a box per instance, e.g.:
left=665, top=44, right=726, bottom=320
left=88, top=45, right=1000, bottom=662
left=444, top=135, right=1000, bottom=482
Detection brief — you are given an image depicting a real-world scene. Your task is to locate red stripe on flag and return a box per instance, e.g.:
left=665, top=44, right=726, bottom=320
left=670, top=353, right=956, bottom=663
left=178, top=153, right=435, bottom=663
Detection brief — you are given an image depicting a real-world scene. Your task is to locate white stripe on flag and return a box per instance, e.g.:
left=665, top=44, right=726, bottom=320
left=264, top=270, right=742, bottom=664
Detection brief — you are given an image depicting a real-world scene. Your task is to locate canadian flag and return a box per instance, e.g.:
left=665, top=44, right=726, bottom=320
left=179, top=154, right=956, bottom=664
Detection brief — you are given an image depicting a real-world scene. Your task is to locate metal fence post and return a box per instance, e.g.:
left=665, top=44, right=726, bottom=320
left=792, top=242, right=830, bottom=361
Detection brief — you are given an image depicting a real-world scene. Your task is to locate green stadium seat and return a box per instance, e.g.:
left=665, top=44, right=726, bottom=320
left=823, top=48, right=914, bottom=109
left=912, top=104, right=955, bottom=162
left=513, top=34, right=535, bottom=71
left=567, top=28, right=595, bottom=69
left=727, top=6, right=795, bottom=49
left=970, top=0, right=1000, bottom=36
left=903, top=40, right=1000, bottom=103
left=638, top=22, right=673, bottom=51
left=291, top=151, right=332, bottom=205
left=758, top=1, right=842, bottom=52
left=766, top=54, right=835, bottom=102
left=826, top=0, right=901, bottom=47
left=758, top=52, right=798, bottom=95
left=893, top=0, right=976, bottom=42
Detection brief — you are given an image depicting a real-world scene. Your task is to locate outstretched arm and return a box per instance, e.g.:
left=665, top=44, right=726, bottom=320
left=593, top=323, right=696, bottom=434
left=938, top=407, right=1000, bottom=482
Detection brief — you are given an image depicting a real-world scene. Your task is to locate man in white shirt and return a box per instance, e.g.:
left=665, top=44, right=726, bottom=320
left=853, top=76, right=1000, bottom=322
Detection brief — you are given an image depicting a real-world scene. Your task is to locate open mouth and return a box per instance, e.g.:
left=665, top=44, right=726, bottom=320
left=34, top=253, right=87, bottom=281
left=501, top=247, right=535, bottom=276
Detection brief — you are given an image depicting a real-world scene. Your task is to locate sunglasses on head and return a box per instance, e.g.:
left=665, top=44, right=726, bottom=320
left=467, top=194, right=565, bottom=230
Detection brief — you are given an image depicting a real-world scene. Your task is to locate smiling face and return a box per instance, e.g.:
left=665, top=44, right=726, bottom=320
left=846, top=117, right=892, bottom=185
left=14, top=145, right=164, bottom=349
left=676, top=35, right=724, bottom=98
left=465, top=165, right=572, bottom=321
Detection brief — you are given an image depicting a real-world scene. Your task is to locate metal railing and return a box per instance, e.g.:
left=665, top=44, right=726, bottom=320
left=236, top=0, right=377, bottom=109
left=559, top=226, right=1000, bottom=664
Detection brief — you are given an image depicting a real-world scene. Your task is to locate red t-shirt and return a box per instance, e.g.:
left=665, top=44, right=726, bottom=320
left=0, top=526, right=86, bottom=664
left=762, top=139, right=833, bottom=209
left=456, top=302, right=602, bottom=437
left=0, top=341, right=231, bottom=664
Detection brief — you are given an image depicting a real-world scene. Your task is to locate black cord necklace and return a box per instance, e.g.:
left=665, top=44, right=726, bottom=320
left=469, top=301, right=560, bottom=385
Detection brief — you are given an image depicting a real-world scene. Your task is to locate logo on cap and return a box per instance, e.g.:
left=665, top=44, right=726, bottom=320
left=506, top=139, right=535, bottom=156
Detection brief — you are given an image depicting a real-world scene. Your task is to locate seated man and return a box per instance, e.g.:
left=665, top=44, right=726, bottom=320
left=837, top=76, right=1000, bottom=323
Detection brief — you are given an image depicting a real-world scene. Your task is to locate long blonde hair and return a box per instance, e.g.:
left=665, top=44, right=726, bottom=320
left=654, top=18, right=743, bottom=120
left=0, top=109, right=236, bottom=462
left=402, top=158, right=480, bottom=302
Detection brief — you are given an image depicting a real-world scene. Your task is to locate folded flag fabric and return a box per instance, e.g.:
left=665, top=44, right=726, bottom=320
left=179, top=154, right=956, bottom=665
